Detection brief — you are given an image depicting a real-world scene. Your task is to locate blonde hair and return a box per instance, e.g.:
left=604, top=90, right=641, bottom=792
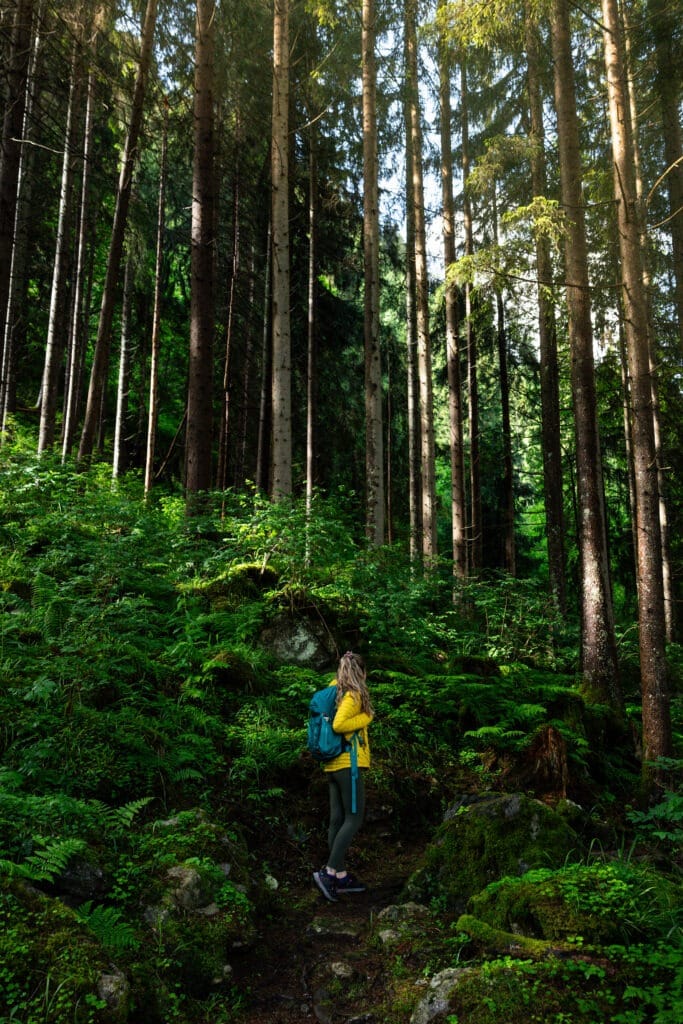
left=336, top=651, right=373, bottom=716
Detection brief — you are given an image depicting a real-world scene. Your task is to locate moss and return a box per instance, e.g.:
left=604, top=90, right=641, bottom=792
left=456, top=913, right=565, bottom=958
left=0, top=879, right=118, bottom=1023
left=405, top=793, right=582, bottom=912
left=468, top=861, right=683, bottom=945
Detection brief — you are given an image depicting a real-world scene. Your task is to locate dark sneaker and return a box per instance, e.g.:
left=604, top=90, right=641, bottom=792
left=334, top=871, right=367, bottom=894
left=313, top=867, right=338, bottom=903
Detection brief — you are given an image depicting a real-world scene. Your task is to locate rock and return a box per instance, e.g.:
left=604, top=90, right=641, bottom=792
left=51, top=855, right=104, bottom=905
left=260, top=613, right=336, bottom=670
left=409, top=967, right=473, bottom=1024
left=404, top=792, right=581, bottom=913
left=97, top=969, right=130, bottom=1021
left=306, top=915, right=363, bottom=941
left=166, top=865, right=208, bottom=910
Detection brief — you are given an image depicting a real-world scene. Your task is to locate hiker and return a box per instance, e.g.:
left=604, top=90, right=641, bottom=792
left=313, top=650, right=374, bottom=903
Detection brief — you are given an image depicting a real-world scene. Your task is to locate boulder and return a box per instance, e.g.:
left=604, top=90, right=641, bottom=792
left=404, top=792, right=581, bottom=913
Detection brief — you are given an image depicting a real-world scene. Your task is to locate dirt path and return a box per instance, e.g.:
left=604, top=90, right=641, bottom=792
left=230, top=833, right=424, bottom=1024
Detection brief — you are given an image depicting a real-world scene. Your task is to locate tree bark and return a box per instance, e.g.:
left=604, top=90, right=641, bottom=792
left=0, top=0, right=34, bottom=432
left=144, top=97, right=168, bottom=495
left=405, top=0, right=437, bottom=562
left=404, top=33, right=420, bottom=565
left=78, top=0, right=159, bottom=463
left=112, top=248, right=134, bottom=479
left=362, top=0, right=385, bottom=544
left=306, top=125, right=318, bottom=526
left=62, top=54, right=96, bottom=461
left=461, top=63, right=482, bottom=572
left=185, top=0, right=216, bottom=497
left=437, top=3, right=466, bottom=579
left=39, top=41, right=82, bottom=452
left=525, top=11, right=567, bottom=613
left=647, top=0, right=683, bottom=355
left=551, top=0, right=620, bottom=706
left=601, top=0, right=670, bottom=769
left=492, top=190, right=515, bottom=575
left=271, top=0, right=292, bottom=500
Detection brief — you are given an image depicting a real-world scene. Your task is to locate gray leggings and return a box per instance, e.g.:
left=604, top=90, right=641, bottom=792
left=327, top=767, right=366, bottom=871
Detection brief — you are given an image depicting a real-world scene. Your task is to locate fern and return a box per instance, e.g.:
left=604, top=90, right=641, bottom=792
left=87, top=796, right=153, bottom=833
left=0, top=837, right=85, bottom=882
left=77, top=901, right=140, bottom=952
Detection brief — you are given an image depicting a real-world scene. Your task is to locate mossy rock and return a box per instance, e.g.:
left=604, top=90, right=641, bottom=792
left=404, top=793, right=582, bottom=913
left=467, top=861, right=683, bottom=945
left=0, top=878, right=127, bottom=1023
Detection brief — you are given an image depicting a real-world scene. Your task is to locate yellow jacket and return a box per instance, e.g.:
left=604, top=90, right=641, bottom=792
left=323, top=682, right=373, bottom=772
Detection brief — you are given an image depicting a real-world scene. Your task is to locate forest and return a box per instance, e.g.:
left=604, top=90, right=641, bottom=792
left=0, top=0, right=682, bottom=1021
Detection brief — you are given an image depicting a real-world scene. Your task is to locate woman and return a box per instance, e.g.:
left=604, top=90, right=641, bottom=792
left=313, top=651, right=374, bottom=903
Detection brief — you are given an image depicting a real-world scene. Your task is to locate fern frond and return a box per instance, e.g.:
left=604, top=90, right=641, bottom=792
left=77, top=901, right=140, bottom=952
left=0, top=837, right=85, bottom=882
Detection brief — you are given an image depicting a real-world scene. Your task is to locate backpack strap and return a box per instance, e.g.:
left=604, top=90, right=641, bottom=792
left=349, top=732, right=359, bottom=814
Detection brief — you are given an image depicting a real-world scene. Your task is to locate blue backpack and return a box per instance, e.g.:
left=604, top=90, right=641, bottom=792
left=307, top=684, right=361, bottom=812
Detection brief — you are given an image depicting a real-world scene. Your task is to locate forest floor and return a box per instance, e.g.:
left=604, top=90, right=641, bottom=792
left=229, top=797, right=429, bottom=1024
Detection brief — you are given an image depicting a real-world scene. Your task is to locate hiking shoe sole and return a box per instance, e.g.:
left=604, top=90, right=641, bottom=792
left=313, top=870, right=338, bottom=902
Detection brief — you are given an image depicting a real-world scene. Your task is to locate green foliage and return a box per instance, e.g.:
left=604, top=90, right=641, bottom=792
left=76, top=901, right=140, bottom=952
left=0, top=837, right=85, bottom=883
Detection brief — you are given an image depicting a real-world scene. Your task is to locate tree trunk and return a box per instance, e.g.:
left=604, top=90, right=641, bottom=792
left=648, top=0, right=683, bottom=355
left=216, top=146, right=240, bottom=492
left=270, top=0, right=292, bottom=500
left=438, top=0, right=467, bottom=579
left=525, top=11, right=567, bottom=613
left=62, top=56, right=96, bottom=461
left=143, top=99, right=168, bottom=495
left=492, top=191, right=515, bottom=575
left=306, top=126, right=318, bottom=525
left=405, top=0, right=437, bottom=562
left=2, top=0, right=42, bottom=435
left=39, top=41, right=82, bottom=452
left=0, top=0, right=33, bottom=431
left=112, top=249, right=134, bottom=479
left=601, top=0, right=670, bottom=771
left=551, top=0, right=621, bottom=707
left=78, top=0, right=158, bottom=464
left=185, top=0, right=216, bottom=497
left=622, top=1, right=677, bottom=644
left=461, top=63, right=482, bottom=572
left=362, top=0, right=384, bottom=544
left=404, top=36, right=420, bottom=565
left=256, top=220, right=272, bottom=493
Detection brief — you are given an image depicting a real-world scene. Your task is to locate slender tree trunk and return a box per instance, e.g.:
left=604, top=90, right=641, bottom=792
left=112, top=249, right=134, bottom=479
left=39, top=42, right=82, bottom=452
left=217, top=147, right=240, bottom=492
left=438, top=0, right=466, bottom=579
left=256, top=220, right=272, bottom=492
left=186, top=0, right=216, bottom=497
left=601, top=0, right=670, bottom=771
left=406, top=0, right=436, bottom=562
left=2, top=0, right=42, bottom=435
left=78, top=0, right=158, bottom=463
left=62, top=57, right=96, bottom=461
left=271, top=0, right=292, bottom=499
left=144, top=100, right=168, bottom=496
left=525, top=11, right=567, bottom=614
left=236, top=241, right=257, bottom=488
left=647, top=0, right=683, bottom=354
left=404, top=40, right=420, bottom=565
left=461, top=63, right=481, bottom=571
left=551, top=0, right=620, bottom=706
left=622, top=3, right=676, bottom=644
left=0, top=0, right=33, bottom=431
left=306, top=127, right=318, bottom=524
left=362, top=0, right=384, bottom=544
left=492, top=190, right=515, bottom=575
